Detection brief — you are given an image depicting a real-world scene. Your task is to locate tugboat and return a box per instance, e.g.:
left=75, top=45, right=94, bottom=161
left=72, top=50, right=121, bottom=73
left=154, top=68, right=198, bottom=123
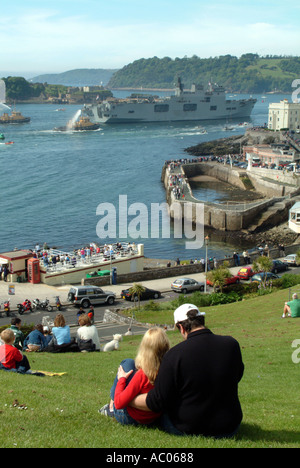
left=54, top=116, right=100, bottom=132
left=0, top=110, right=30, bottom=124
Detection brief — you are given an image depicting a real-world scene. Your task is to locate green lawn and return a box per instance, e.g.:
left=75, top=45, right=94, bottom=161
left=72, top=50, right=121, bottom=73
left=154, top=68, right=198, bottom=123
left=0, top=287, right=299, bottom=448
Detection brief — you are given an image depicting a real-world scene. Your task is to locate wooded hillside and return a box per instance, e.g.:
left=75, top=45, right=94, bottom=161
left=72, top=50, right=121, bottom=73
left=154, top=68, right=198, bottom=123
left=108, top=54, right=300, bottom=93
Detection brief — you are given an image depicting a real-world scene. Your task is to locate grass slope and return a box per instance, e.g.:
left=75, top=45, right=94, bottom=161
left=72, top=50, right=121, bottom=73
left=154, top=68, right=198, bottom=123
left=0, top=287, right=299, bottom=448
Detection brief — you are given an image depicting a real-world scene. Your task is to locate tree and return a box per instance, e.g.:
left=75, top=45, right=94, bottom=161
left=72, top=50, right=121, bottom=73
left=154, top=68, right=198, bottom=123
left=206, top=261, right=231, bottom=293
left=129, top=283, right=145, bottom=309
left=252, top=256, right=273, bottom=287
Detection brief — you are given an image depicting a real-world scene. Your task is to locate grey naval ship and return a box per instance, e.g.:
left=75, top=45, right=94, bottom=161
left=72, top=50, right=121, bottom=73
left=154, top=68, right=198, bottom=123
left=83, top=78, right=257, bottom=124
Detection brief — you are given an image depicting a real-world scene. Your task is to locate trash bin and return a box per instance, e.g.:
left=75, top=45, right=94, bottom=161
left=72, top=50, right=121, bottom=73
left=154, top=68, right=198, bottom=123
left=112, top=267, right=117, bottom=285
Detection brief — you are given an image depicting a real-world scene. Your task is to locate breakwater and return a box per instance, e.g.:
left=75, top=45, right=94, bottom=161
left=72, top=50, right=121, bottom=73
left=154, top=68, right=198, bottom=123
left=162, top=160, right=298, bottom=232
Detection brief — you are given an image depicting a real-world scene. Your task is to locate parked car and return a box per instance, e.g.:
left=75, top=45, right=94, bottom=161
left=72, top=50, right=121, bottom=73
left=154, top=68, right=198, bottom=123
left=121, top=287, right=161, bottom=302
left=237, top=266, right=256, bottom=280
left=271, top=260, right=288, bottom=274
left=206, top=275, right=240, bottom=288
left=171, top=278, right=205, bottom=294
left=282, top=254, right=299, bottom=267
left=251, top=272, right=279, bottom=283
left=68, top=285, right=116, bottom=308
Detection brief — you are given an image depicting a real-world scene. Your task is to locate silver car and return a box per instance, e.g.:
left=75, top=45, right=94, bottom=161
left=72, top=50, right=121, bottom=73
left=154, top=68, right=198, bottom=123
left=171, top=278, right=205, bottom=294
left=282, top=254, right=299, bottom=267
left=68, top=285, right=116, bottom=308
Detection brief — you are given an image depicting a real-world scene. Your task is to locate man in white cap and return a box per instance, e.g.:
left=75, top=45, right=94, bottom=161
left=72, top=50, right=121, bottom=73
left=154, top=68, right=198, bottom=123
left=130, top=303, right=244, bottom=438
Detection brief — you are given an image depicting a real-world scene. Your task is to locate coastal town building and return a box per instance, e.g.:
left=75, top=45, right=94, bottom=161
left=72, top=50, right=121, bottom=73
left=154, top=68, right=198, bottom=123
left=0, top=244, right=145, bottom=286
left=289, top=202, right=300, bottom=234
left=268, top=99, right=300, bottom=132
left=0, top=250, right=34, bottom=283
left=243, top=143, right=298, bottom=167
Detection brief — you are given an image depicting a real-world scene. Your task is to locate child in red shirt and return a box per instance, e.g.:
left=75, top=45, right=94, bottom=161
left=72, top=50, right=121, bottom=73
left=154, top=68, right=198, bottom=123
left=99, top=327, right=170, bottom=425
left=0, top=329, right=30, bottom=373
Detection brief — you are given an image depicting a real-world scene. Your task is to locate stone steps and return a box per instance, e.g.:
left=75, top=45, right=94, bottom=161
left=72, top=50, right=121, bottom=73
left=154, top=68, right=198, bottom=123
left=247, top=201, right=288, bottom=233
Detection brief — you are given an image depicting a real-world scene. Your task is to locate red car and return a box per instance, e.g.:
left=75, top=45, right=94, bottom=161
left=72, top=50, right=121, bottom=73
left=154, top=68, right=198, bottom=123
left=237, top=266, right=256, bottom=280
left=206, top=275, right=240, bottom=287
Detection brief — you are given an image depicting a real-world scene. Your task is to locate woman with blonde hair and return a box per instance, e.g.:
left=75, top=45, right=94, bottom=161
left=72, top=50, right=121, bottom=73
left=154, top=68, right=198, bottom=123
left=99, top=327, right=170, bottom=426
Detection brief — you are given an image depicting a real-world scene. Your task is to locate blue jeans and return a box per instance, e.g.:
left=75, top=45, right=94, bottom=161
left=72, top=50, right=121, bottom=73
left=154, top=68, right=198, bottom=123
left=110, top=358, right=137, bottom=426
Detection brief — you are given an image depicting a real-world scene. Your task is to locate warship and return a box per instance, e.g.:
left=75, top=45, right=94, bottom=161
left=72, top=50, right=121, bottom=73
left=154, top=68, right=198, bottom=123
left=83, top=78, right=257, bottom=124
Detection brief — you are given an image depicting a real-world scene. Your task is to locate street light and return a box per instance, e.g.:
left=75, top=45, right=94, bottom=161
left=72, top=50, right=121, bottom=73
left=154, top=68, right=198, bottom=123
left=204, top=236, right=209, bottom=293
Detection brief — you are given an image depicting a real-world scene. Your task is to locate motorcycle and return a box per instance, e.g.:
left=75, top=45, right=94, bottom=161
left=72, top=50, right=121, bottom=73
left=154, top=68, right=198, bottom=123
left=55, top=296, right=62, bottom=311
left=32, top=298, right=53, bottom=312
left=17, top=299, right=32, bottom=315
left=3, top=299, right=10, bottom=317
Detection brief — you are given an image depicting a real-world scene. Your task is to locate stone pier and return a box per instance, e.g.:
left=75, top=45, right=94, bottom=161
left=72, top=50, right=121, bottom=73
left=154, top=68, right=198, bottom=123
left=162, top=161, right=298, bottom=232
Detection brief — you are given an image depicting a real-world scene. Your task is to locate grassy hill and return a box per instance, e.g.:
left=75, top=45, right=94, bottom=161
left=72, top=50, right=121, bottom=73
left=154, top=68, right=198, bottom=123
left=0, top=286, right=299, bottom=448
left=108, top=54, right=300, bottom=93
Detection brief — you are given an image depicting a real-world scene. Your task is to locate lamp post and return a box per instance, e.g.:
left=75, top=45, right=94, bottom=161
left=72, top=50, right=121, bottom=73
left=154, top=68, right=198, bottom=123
left=204, top=236, right=209, bottom=293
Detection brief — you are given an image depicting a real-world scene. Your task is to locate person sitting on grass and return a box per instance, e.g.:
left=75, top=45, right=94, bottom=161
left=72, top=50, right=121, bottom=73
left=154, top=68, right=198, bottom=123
left=130, top=303, right=244, bottom=438
left=76, top=314, right=100, bottom=351
left=282, top=293, right=300, bottom=318
left=9, top=318, right=25, bottom=351
left=99, top=327, right=170, bottom=426
left=23, top=324, right=48, bottom=352
left=0, top=329, right=31, bottom=373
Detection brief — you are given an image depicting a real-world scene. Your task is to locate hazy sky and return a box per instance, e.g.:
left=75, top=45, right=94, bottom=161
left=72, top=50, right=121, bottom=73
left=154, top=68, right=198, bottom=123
left=1, top=0, right=300, bottom=76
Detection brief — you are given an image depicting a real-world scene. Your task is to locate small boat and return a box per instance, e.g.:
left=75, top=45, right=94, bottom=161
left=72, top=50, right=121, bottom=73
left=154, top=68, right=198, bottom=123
left=54, top=116, right=100, bottom=132
left=0, top=133, right=4, bottom=140
left=0, top=110, right=30, bottom=124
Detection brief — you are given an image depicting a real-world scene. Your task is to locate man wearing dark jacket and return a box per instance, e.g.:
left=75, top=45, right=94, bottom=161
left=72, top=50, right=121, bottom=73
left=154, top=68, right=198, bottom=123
left=131, top=303, right=244, bottom=438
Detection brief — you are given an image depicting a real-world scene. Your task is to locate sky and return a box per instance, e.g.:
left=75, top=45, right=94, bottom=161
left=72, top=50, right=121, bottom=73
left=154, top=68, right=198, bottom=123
left=1, top=0, right=300, bottom=77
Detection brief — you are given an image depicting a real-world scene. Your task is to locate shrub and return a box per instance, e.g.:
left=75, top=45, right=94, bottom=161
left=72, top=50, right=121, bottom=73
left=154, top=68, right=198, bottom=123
left=279, top=273, right=300, bottom=289
left=210, top=291, right=242, bottom=305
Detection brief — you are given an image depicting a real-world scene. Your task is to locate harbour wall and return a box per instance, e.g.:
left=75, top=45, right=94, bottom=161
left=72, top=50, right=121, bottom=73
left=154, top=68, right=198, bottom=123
left=162, top=162, right=294, bottom=231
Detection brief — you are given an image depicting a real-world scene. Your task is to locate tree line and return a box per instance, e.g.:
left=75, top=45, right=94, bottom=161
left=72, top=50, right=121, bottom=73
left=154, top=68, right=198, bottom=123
left=1, top=76, right=111, bottom=102
left=107, top=54, right=300, bottom=93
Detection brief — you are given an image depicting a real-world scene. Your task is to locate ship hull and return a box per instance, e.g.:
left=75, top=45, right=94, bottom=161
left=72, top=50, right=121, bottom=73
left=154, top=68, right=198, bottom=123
left=84, top=93, right=257, bottom=124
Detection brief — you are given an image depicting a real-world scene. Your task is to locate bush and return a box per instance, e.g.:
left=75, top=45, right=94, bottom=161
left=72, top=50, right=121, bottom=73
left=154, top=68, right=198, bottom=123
left=143, top=300, right=161, bottom=311
left=171, top=290, right=242, bottom=308
left=210, top=291, right=242, bottom=305
left=278, top=273, right=300, bottom=289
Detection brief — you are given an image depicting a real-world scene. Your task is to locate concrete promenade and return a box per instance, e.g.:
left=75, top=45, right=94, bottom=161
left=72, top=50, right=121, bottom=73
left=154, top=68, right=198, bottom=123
left=0, top=264, right=245, bottom=311
left=0, top=263, right=260, bottom=311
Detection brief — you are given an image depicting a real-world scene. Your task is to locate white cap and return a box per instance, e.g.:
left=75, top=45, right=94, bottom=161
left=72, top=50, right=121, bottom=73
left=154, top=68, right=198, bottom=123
left=174, top=303, right=205, bottom=324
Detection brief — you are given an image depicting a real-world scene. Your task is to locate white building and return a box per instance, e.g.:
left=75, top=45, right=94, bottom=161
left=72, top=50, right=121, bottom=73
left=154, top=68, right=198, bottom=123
left=289, top=202, right=300, bottom=234
left=268, top=99, right=300, bottom=131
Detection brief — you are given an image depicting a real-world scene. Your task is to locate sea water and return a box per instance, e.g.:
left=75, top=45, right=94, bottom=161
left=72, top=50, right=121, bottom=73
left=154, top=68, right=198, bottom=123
left=0, top=92, right=290, bottom=260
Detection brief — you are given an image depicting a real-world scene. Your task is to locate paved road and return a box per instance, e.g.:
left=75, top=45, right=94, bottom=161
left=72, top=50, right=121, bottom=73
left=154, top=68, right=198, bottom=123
left=0, top=259, right=297, bottom=343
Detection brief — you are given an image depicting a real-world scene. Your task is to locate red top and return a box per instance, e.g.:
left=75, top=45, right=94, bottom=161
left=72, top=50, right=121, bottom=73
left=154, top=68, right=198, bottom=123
left=114, top=369, right=161, bottom=424
left=0, top=344, right=23, bottom=369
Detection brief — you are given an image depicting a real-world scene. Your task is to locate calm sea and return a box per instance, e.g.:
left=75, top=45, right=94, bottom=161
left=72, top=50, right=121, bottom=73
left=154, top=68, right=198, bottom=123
left=0, top=91, right=290, bottom=261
